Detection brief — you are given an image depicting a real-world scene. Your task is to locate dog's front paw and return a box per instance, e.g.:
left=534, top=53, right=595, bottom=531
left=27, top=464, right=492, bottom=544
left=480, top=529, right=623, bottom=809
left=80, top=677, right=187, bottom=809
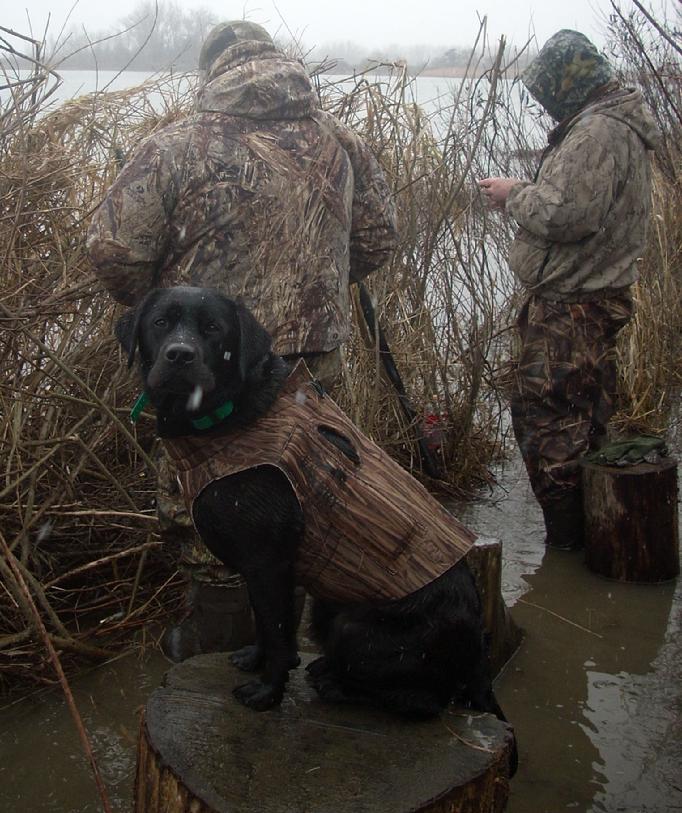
left=305, top=656, right=329, bottom=677
left=305, top=658, right=353, bottom=704
left=233, top=680, right=282, bottom=711
left=230, top=645, right=264, bottom=672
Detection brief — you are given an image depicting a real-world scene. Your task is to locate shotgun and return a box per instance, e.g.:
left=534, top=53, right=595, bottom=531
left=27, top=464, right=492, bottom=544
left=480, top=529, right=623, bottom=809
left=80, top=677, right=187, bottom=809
left=357, top=282, right=443, bottom=480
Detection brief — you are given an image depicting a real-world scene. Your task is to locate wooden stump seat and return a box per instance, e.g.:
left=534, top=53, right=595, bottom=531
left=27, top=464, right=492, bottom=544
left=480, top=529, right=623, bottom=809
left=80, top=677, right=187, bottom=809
left=466, top=537, right=522, bottom=674
left=135, top=652, right=514, bottom=813
left=581, top=456, right=680, bottom=583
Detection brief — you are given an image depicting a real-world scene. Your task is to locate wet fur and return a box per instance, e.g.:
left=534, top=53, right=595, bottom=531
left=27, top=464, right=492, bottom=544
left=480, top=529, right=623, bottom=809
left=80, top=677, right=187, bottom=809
left=116, top=286, right=516, bottom=773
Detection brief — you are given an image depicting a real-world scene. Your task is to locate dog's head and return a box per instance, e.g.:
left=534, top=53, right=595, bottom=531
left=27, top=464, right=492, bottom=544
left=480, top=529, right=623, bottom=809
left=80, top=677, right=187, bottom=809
left=115, top=286, right=272, bottom=414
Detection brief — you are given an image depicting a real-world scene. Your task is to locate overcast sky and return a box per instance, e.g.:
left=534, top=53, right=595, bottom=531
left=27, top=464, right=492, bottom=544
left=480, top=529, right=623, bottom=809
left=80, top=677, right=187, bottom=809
left=3, top=0, right=673, bottom=51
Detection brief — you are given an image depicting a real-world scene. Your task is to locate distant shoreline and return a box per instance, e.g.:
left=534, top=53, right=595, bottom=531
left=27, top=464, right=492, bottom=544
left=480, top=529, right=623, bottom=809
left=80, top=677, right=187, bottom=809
left=413, top=66, right=487, bottom=78
left=323, top=66, right=488, bottom=78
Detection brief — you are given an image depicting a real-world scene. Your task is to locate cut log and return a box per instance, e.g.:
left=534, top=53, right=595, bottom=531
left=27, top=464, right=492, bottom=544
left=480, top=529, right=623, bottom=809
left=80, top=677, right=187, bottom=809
left=135, top=652, right=514, bottom=813
left=581, top=457, right=680, bottom=583
left=466, top=537, right=523, bottom=675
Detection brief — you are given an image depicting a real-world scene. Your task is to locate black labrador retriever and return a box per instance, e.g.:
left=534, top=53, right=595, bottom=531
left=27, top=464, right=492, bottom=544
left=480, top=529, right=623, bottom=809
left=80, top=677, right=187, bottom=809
left=116, top=285, right=516, bottom=771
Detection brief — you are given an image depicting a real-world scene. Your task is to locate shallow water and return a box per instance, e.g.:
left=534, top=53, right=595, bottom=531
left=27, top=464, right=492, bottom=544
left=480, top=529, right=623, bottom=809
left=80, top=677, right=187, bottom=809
left=0, top=455, right=680, bottom=812
left=457, top=457, right=682, bottom=813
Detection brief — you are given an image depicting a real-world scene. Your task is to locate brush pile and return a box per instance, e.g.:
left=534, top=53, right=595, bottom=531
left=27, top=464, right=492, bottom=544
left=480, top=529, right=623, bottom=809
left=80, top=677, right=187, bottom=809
left=0, top=35, right=193, bottom=692
left=0, top=33, right=521, bottom=691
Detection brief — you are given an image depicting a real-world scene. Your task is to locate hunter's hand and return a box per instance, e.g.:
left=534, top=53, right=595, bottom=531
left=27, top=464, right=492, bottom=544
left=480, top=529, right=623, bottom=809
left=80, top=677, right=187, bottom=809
left=478, top=177, right=521, bottom=210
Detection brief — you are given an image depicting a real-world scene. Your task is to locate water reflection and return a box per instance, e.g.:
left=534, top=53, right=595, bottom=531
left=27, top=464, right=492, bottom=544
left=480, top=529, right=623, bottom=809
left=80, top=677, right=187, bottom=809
left=0, top=651, right=168, bottom=812
left=584, top=592, right=682, bottom=812
left=459, top=456, right=680, bottom=813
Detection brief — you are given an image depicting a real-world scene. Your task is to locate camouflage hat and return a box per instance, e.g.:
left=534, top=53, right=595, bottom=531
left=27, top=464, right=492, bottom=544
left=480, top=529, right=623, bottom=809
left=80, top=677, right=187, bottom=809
left=198, top=21, right=274, bottom=72
left=522, top=29, right=614, bottom=121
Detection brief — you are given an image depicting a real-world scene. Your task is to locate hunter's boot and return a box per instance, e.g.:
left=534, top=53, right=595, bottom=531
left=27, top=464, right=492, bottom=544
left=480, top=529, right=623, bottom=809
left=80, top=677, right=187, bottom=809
left=541, top=490, right=585, bottom=551
left=156, top=445, right=257, bottom=662
left=161, top=573, right=256, bottom=662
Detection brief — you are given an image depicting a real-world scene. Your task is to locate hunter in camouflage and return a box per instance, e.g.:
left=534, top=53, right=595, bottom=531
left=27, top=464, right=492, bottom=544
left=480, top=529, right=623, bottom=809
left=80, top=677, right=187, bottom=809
left=479, top=30, right=659, bottom=549
left=88, top=21, right=398, bottom=657
left=87, top=21, right=397, bottom=361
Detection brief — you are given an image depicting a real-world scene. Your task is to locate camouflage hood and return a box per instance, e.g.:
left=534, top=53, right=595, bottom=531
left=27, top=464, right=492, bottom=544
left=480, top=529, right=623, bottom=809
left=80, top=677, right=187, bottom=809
left=196, top=39, right=317, bottom=120
left=567, top=87, right=661, bottom=151
left=523, top=29, right=614, bottom=121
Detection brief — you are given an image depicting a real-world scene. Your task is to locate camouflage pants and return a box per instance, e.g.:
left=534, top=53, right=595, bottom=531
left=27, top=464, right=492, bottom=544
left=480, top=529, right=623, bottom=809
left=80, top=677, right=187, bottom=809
left=156, top=348, right=342, bottom=581
left=156, top=446, right=234, bottom=582
left=510, top=294, right=633, bottom=508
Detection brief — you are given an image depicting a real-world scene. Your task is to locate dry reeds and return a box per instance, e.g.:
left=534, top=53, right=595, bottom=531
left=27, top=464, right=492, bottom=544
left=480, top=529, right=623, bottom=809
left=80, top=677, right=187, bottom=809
left=317, top=35, right=525, bottom=488
left=616, top=162, right=682, bottom=432
left=607, top=1, right=682, bottom=432
left=1, top=34, right=192, bottom=692
left=0, top=28, right=520, bottom=690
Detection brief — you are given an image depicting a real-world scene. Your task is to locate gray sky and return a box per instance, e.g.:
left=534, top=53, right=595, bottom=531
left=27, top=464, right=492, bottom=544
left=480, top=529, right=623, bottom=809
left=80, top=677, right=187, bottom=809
left=2, top=0, right=668, bottom=51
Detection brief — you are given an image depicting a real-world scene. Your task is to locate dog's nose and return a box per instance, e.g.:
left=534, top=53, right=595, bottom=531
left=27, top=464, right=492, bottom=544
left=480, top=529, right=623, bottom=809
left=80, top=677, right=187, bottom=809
left=164, top=343, right=196, bottom=365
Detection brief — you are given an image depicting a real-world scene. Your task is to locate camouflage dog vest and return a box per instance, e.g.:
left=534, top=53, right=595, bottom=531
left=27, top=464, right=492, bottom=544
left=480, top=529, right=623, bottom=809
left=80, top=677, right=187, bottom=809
left=164, top=362, right=476, bottom=604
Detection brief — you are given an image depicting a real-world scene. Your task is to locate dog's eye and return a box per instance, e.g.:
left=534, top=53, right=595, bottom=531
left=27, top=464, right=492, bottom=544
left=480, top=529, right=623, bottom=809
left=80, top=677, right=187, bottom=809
left=154, top=317, right=168, bottom=328
left=204, top=322, right=220, bottom=333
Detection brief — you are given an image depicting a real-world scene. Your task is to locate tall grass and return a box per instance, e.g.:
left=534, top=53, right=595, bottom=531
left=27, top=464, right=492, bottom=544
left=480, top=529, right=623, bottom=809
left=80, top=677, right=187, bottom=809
left=314, top=35, right=539, bottom=486
left=607, top=1, right=682, bottom=433
left=1, top=33, right=192, bottom=691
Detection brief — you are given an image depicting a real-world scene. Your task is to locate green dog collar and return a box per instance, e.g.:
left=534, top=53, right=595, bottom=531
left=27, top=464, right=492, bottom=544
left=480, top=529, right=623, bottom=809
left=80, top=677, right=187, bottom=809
left=130, top=393, right=234, bottom=430
left=191, top=400, right=235, bottom=430
left=130, top=392, right=150, bottom=423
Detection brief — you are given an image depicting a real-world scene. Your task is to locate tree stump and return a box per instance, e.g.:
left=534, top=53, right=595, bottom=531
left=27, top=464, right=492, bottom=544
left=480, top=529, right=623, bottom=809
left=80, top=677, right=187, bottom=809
left=581, top=457, right=680, bottom=583
left=466, top=538, right=522, bottom=674
left=135, top=653, right=514, bottom=813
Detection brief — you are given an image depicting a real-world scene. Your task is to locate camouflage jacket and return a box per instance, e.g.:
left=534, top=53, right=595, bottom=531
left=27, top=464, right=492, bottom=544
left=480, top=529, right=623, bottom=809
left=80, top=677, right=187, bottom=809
left=164, top=362, right=476, bottom=604
left=506, top=88, right=660, bottom=301
left=87, top=41, right=398, bottom=356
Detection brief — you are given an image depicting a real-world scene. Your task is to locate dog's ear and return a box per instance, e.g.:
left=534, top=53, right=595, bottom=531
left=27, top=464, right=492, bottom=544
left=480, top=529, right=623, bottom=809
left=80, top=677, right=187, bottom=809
left=114, top=290, right=157, bottom=369
left=234, top=301, right=273, bottom=380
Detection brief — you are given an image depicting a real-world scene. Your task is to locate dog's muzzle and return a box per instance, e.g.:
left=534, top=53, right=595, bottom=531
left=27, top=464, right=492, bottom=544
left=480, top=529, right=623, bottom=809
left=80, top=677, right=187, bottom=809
left=164, top=342, right=198, bottom=366
left=147, top=341, right=215, bottom=395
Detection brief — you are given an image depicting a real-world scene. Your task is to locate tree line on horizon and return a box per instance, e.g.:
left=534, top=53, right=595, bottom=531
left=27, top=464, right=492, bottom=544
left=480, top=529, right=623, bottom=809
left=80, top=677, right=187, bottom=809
left=6, top=0, right=521, bottom=74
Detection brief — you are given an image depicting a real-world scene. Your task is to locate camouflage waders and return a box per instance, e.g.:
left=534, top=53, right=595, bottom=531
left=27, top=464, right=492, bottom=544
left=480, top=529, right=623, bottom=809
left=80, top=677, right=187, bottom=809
left=510, top=293, right=633, bottom=509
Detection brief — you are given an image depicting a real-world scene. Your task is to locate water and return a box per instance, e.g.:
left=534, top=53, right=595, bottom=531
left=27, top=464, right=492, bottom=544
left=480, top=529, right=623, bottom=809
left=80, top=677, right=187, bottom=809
left=0, top=653, right=167, bottom=813
left=43, top=70, right=166, bottom=102
left=457, top=456, right=682, bottom=813
left=2, top=68, right=484, bottom=117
